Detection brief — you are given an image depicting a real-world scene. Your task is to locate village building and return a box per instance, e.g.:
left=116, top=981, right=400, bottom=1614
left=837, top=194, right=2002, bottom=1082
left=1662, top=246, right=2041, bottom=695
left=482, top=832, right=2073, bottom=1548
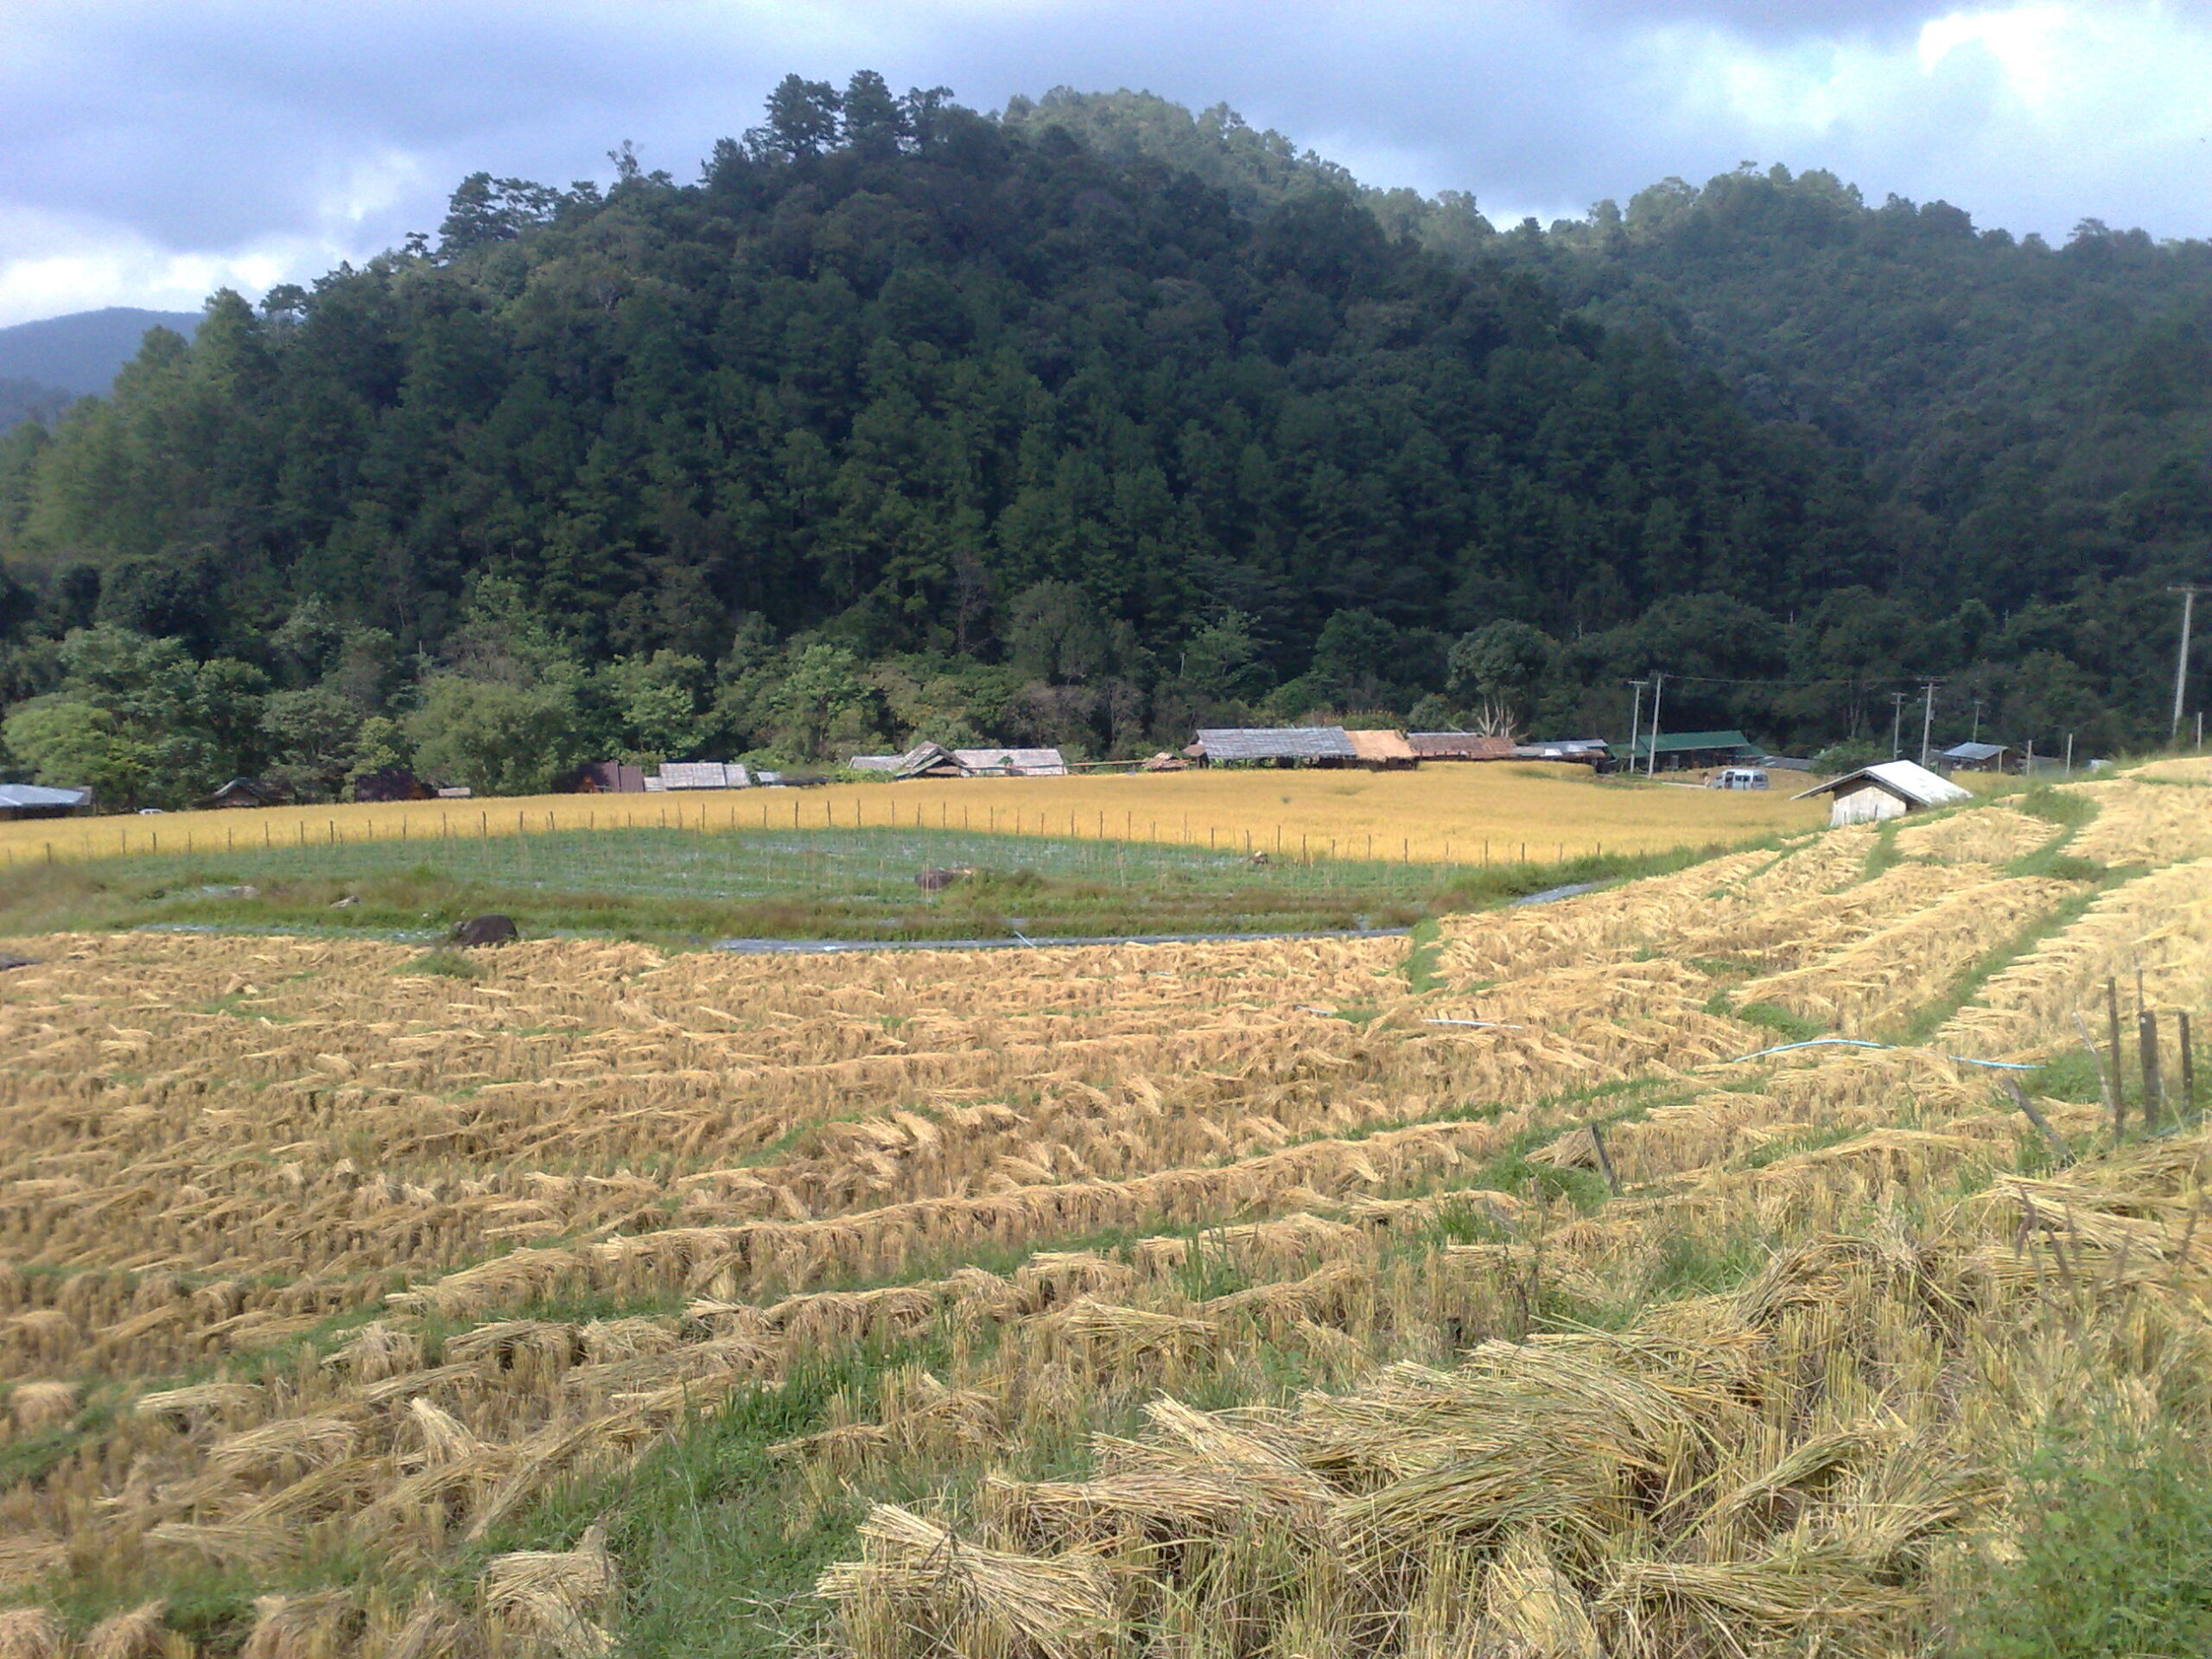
left=951, top=747, right=1068, bottom=777
left=1618, top=730, right=1758, bottom=772
left=656, top=761, right=753, bottom=790
left=197, top=777, right=291, bottom=810
left=0, top=784, right=91, bottom=820
left=1188, top=727, right=1358, bottom=766
left=1793, top=760, right=1971, bottom=826
left=1935, top=741, right=2012, bottom=773
left=1406, top=733, right=1516, bottom=762
left=1344, top=730, right=1417, bottom=770
left=882, top=742, right=965, bottom=780
left=350, top=769, right=435, bottom=804
left=574, top=762, right=649, bottom=793
left=1514, top=738, right=1613, bottom=768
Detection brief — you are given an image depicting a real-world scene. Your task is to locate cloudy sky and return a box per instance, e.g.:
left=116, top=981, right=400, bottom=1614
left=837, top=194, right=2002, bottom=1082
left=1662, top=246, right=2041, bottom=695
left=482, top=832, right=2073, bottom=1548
left=2, top=0, right=2208, bottom=328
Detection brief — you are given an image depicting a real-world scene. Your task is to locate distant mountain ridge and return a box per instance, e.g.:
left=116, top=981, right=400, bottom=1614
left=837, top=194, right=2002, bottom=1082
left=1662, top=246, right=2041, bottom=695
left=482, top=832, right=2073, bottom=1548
left=0, top=306, right=201, bottom=397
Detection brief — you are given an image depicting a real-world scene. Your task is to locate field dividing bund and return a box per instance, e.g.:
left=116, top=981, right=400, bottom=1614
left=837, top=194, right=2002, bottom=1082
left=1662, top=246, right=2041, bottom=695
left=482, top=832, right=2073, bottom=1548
left=0, top=763, right=1822, bottom=869
left=0, top=762, right=2207, bottom=1656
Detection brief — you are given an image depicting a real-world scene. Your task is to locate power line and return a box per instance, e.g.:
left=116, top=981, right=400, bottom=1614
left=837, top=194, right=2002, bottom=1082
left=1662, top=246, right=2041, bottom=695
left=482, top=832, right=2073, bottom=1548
left=1646, top=671, right=1959, bottom=690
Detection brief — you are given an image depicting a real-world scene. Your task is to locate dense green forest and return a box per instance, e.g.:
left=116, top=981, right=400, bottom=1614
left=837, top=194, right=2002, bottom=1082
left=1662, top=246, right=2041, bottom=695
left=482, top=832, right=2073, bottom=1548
left=0, top=76, right=2204, bottom=806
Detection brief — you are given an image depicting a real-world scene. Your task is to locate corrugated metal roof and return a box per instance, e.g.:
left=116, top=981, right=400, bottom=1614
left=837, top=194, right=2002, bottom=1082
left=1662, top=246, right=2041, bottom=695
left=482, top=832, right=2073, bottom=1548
left=577, top=761, right=648, bottom=793
left=1622, top=729, right=1753, bottom=758
left=1195, top=727, right=1357, bottom=762
left=894, top=742, right=963, bottom=779
left=952, top=747, right=1069, bottom=776
left=1344, top=729, right=1416, bottom=763
left=1792, top=760, right=1971, bottom=809
left=0, top=784, right=89, bottom=809
left=658, top=761, right=741, bottom=789
left=1407, top=733, right=1516, bottom=760
left=1940, top=741, right=2009, bottom=761
left=1515, top=738, right=1611, bottom=760
left=847, top=755, right=904, bottom=772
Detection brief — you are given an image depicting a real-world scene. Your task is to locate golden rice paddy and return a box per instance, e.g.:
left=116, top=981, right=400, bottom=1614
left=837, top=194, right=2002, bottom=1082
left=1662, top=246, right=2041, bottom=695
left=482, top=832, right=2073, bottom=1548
left=0, top=760, right=2206, bottom=1655
left=0, top=763, right=1821, bottom=869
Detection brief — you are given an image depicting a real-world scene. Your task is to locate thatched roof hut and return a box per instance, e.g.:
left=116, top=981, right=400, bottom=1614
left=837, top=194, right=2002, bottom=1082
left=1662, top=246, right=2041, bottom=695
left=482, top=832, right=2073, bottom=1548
left=1344, top=729, right=1417, bottom=769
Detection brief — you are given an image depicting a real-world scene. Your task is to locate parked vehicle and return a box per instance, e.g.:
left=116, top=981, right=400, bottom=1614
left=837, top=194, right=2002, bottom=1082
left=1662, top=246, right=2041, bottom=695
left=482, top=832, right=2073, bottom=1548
left=1710, top=767, right=1770, bottom=791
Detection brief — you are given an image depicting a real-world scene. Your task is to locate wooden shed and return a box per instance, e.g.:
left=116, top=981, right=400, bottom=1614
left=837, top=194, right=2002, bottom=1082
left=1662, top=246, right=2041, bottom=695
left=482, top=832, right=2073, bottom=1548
left=1936, top=741, right=2012, bottom=774
left=197, top=777, right=291, bottom=810
left=1793, top=760, right=1970, bottom=827
left=351, top=769, right=435, bottom=804
left=574, top=761, right=648, bottom=793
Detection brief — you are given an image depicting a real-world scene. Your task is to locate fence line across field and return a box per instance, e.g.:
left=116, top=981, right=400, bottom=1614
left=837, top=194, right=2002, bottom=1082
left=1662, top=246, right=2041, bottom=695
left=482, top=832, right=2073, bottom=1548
left=2, top=791, right=1599, bottom=874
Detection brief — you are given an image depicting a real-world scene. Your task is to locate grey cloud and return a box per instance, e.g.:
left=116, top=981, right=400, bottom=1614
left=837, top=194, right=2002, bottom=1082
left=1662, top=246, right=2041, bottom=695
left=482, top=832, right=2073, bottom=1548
left=1, top=0, right=2207, bottom=324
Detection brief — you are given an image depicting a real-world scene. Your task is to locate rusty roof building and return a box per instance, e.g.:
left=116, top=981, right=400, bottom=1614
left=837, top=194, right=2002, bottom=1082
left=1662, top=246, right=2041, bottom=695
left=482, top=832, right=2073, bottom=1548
left=1408, top=733, right=1516, bottom=761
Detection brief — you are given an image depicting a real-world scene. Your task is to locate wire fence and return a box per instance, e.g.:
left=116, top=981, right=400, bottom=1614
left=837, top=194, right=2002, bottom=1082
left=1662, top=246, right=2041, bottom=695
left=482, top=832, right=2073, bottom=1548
left=0, top=791, right=1617, bottom=878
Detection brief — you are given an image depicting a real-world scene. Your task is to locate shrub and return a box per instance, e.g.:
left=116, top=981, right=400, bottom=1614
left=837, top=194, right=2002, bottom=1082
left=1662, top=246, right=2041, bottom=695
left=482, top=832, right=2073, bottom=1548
left=1954, top=1426, right=2212, bottom=1658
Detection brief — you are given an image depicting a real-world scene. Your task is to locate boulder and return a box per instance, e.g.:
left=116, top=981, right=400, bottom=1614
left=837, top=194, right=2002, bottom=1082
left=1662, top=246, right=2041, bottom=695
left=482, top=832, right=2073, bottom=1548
left=450, top=914, right=519, bottom=947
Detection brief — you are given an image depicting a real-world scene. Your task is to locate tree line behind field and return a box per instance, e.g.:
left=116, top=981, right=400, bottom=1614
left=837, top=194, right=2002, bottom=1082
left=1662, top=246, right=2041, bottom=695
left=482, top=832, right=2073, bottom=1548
left=0, top=75, right=2202, bottom=807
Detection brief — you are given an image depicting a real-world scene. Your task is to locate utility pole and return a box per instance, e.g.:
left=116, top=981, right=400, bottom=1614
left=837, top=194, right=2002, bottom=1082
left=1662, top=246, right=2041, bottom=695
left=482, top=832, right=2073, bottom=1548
left=1647, top=674, right=1665, bottom=778
left=1971, top=698, right=1984, bottom=743
left=1891, top=692, right=1909, bottom=761
left=1626, top=680, right=1649, bottom=773
left=2171, top=586, right=2206, bottom=744
left=1918, top=679, right=1940, bottom=769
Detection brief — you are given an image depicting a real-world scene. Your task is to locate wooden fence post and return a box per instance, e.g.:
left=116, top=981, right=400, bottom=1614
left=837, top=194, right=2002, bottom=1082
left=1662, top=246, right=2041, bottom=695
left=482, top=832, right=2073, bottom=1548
left=2141, top=1008, right=2164, bottom=1131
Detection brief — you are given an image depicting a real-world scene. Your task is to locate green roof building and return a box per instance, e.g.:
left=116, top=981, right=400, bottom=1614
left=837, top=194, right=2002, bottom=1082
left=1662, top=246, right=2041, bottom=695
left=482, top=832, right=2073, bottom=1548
left=1617, top=730, right=1757, bottom=772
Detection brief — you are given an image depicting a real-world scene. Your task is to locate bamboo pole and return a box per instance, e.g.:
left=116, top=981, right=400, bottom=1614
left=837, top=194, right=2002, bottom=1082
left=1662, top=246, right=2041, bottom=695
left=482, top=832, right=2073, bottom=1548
left=2107, top=978, right=2127, bottom=1128
left=2002, top=1077, right=2073, bottom=1166
left=2181, top=1012, right=2197, bottom=1117
left=2074, top=1012, right=2122, bottom=1141
left=1586, top=1122, right=1620, bottom=1193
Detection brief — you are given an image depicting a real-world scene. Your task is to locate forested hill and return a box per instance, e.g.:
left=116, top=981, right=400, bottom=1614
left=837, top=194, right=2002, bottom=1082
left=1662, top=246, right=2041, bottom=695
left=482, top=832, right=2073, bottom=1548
left=1512, top=170, right=2212, bottom=620
left=0, top=76, right=2198, bottom=808
left=1017, top=91, right=2212, bottom=652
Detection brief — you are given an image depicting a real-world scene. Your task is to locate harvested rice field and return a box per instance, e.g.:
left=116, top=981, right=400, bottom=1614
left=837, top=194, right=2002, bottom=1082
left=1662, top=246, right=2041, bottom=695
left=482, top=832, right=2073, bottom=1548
left=0, top=760, right=2209, bottom=1656
left=0, top=761, right=1821, bottom=869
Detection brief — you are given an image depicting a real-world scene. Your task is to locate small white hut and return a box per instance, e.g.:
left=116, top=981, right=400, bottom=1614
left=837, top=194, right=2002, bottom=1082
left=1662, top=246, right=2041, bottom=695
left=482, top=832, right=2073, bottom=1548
left=1793, top=760, right=1971, bottom=827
